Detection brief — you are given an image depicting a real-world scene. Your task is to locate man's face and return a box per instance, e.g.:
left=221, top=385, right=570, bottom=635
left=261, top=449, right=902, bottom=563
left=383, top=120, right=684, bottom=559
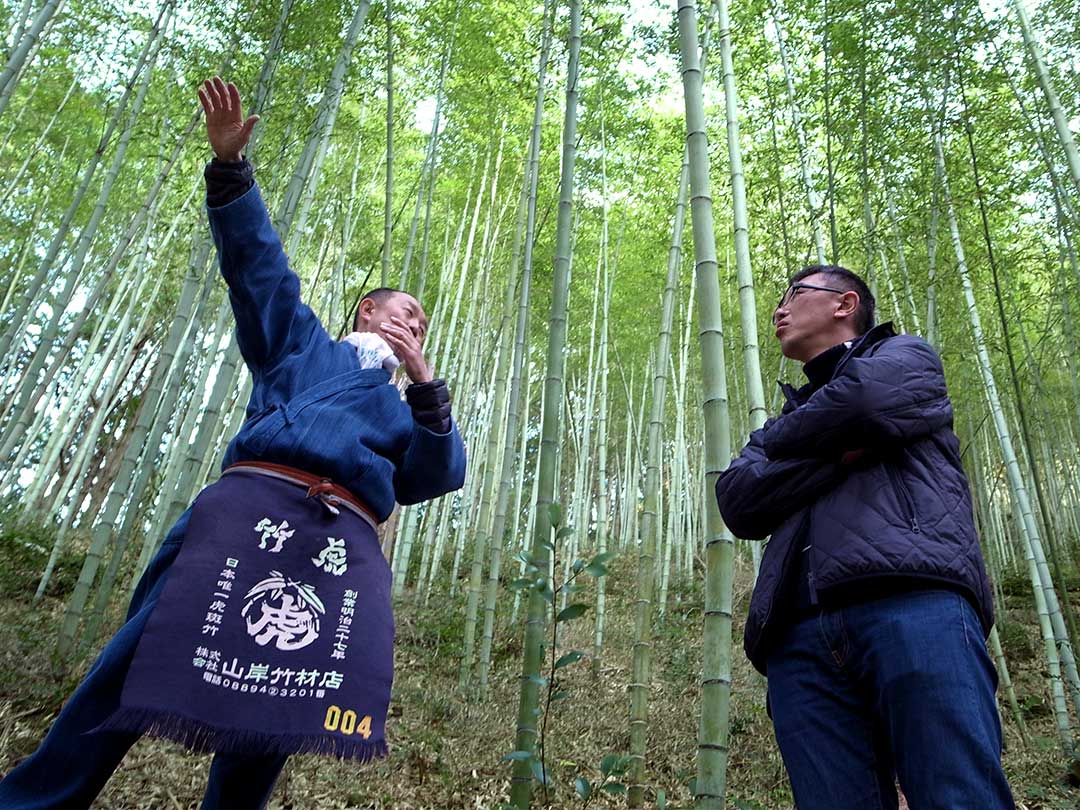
left=772, top=273, right=851, bottom=362
left=357, top=292, right=428, bottom=345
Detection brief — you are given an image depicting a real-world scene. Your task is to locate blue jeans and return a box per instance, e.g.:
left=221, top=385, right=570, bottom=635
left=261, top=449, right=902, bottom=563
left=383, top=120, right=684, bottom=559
left=766, top=589, right=1014, bottom=810
left=0, top=512, right=287, bottom=809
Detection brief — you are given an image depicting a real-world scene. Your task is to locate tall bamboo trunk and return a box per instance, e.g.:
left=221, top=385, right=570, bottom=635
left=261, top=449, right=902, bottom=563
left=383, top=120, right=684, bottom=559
left=935, top=129, right=1080, bottom=735
left=274, top=0, right=373, bottom=235
left=627, top=133, right=688, bottom=810
left=476, top=0, right=555, bottom=693
left=0, top=0, right=67, bottom=119
left=509, top=0, right=580, bottom=803
left=1010, top=0, right=1080, bottom=198
left=401, top=7, right=456, bottom=289
left=382, top=0, right=394, bottom=285
left=694, top=1, right=760, bottom=804
left=0, top=0, right=172, bottom=370
left=769, top=0, right=826, bottom=264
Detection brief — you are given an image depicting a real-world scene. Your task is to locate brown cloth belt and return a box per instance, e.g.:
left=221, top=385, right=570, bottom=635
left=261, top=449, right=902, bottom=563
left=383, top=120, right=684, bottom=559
left=223, top=461, right=379, bottom=529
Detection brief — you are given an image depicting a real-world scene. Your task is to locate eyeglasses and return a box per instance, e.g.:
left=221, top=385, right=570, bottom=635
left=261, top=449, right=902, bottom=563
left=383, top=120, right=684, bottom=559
left=776, top=282, right=848, bottom=312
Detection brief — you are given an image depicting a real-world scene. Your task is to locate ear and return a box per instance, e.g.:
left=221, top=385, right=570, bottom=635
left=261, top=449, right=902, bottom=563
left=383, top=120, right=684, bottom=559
left=356, top=297, right=377, bottom=329
left=834, top=290, right=859, bottom=321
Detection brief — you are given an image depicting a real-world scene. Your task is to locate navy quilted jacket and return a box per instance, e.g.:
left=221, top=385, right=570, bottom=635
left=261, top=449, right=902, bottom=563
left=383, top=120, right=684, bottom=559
left=209, top=184, right=467, bottom=521
left=715, top=323, right=994, bottom=674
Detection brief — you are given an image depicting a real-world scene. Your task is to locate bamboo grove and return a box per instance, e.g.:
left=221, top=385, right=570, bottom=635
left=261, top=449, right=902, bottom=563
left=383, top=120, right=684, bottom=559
left=2, top=0, right=1080, bottom=805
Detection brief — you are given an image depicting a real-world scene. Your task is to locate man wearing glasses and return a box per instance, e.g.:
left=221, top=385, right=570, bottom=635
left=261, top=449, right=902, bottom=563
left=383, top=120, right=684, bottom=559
left=715, top=265, right=1014, bottom=809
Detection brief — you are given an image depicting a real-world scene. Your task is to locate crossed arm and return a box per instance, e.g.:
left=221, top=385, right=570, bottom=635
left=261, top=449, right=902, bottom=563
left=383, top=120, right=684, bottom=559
left=715, top=423, right=846, bottom=540
left=761, top=336, right=952, bottom=460
left=716, top=336, right=954, bottom=539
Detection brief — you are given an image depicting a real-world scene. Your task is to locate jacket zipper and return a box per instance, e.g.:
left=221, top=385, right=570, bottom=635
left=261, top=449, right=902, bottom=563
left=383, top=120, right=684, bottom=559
left=886, top=462, right=920, bottom=533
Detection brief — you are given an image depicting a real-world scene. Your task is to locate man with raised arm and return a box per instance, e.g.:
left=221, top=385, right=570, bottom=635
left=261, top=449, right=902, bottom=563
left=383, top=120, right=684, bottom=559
left=0, top=77, right=466, bottom=810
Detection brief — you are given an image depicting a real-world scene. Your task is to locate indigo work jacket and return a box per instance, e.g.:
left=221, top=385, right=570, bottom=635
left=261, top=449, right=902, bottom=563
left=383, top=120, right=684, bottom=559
left=715, top=323, right=993, bottom=674
left=208, top=184, right=467, bottom=522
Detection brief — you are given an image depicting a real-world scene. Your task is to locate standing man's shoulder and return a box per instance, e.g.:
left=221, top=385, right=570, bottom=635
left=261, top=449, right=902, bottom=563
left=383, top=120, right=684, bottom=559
left=866, top=331, right=944, bottom=373
left=876, top=331, right=936, bottom=354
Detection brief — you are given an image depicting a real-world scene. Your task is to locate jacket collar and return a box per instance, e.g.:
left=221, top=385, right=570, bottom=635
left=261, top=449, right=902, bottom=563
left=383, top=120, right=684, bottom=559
left=833, top=321, right=896, bottom=378
left=777, top=322, right=897, bottom=411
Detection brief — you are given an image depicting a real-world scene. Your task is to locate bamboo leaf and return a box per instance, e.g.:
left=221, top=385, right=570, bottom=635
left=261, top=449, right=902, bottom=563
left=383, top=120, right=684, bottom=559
left=575, top=777, right=591, bottom=800
left=555, top=650, right=584, bottom=669
left=548, top=502, right=562, bottom=528
left=556, top=603, right=589, bottom=622
left=503, top=750, right=534, bottom=762
left=530, top=758, right=551, bottom=786
left=600, top=754, right=630, bottom=776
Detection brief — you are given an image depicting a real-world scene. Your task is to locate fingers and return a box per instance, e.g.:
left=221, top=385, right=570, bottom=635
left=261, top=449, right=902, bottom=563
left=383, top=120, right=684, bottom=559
left=241, top=114, right=260, bottom=139
left=380, top=328, right=409, bottom=354
left=200, top=77, right=255, bottom=131
left=200, top=77, right=231, bottom=116
left=200, top=76, right=236, bottom=117
left=390, top=315, right=423, bottom=340
left=227, top=81, right=242, bottom=113
left=212, top=76, right=230, bottom=111
left=381, top=327, right=424, bottom=374
left=381, top=327, right=430, bottom=381
left=381, top=323, right=417, bottom=350
left=202, top=77, right=222, bottom=112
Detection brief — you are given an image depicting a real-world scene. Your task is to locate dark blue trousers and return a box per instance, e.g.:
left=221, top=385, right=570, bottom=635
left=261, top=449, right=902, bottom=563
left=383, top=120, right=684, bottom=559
left=0, top=511, right=287, bottom=809
left=766, top=589, right=1015, bottom=810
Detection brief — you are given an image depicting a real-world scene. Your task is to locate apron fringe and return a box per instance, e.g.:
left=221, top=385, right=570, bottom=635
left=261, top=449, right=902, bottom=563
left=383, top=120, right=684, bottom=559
left=97, top=706, right=388, bottom=761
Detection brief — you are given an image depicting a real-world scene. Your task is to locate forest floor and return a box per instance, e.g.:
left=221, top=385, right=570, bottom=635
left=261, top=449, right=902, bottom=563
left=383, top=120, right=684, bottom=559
left=0, top=526, right=1077, bottom=809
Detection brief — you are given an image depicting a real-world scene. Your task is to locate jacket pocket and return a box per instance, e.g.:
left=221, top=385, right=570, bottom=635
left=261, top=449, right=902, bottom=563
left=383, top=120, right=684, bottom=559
left=885, top=461, right=920, bottom=533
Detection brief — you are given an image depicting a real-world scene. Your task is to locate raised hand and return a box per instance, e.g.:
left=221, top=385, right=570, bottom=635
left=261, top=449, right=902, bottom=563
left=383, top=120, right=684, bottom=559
left=197, top=77, right=259, bottom=163
left=380, top=316, right=433, bottom=384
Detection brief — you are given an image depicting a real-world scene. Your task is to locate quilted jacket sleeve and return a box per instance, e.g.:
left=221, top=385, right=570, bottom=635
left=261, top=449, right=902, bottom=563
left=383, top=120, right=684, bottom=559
left=393, top=418, right=467, bottom=505
left=762, top=335, right=953, bottom=460
left=208, top=183, right=324, bottom=373
left=715, top=421, right=846, bottom=540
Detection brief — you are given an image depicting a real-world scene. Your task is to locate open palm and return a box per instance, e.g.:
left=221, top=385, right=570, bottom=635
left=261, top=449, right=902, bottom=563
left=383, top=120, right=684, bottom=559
left=197, top=76, right=259, bottom=162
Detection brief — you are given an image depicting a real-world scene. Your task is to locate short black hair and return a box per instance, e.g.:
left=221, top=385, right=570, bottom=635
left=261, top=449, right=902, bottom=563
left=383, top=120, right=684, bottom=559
left=789, top=264, right=876, bottom=334
left=360, top=287, right=404, bottom=306
left=353, top=287, right=407, bottom=331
